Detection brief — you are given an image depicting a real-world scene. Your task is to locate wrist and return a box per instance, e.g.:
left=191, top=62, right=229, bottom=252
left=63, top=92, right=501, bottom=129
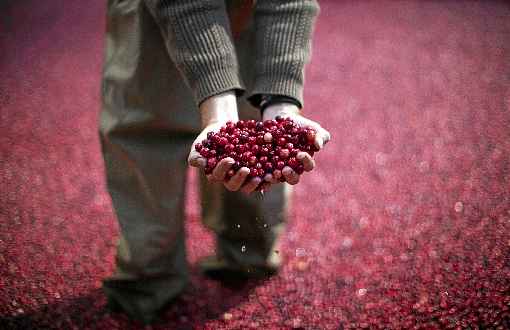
left=200, top=90, right=239, bottom=128
left=262, top=103, right=301, bottom=121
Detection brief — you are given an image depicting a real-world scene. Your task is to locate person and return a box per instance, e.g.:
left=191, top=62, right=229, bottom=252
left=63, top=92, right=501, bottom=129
left=99, top=0, right=330, bottom=324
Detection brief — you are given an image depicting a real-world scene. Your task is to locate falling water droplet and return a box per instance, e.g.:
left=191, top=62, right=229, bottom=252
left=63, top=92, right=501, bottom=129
left=263, top=223, right=268, bottom=228
left=236, top=224, right=241, bottom=229
left=241, top=245, right=246, bottom=253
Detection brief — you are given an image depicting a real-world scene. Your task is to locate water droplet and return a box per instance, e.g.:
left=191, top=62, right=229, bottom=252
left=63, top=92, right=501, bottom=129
left=263, top=223, right=268, bottom=228
left=454, top=201, right=463, bottom=213
left=296, top=248, right=306, bottom=257
left=241, top=245, right=246, bottom=253
left=236, top=224, right=241, bottom=229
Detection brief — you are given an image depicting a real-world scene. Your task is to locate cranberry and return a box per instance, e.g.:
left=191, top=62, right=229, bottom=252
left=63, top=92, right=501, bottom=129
left=248, top=167, right=258, bottom=177
left=241, top=151, right=253, bottom=162
left=218, top=137, right=228, bottom=146
left=306, top=129, right=316, bottom=143
left=248, top=155, right=257, bottom=166
left=207, top=157, right=217, bottom=169
left=236, top=120, right=246, bottom=129
left=277, top=137, right=286, bottom=147
left=279, top=149, right=290, bottom=159
left=295, top=164, right=304, bottom=174
left=255, top=122, right=264, bottom=131
left=256, top=135, right=265, bottom=145
left=247, top=119, right=256, bottom=129
left=260, top=147, right=270, bottom=156
left=276, top=161, right=285, bottom=170
left=225, top=144, right=235, bottom=153
left=259, top=156, right=268, bottom=163
left=264, top=162, right=274, bottom=173
left=287, top=157, right=299, bottom=169
left=275, top=115, right=284, bottom=122
left=195, top=143, right=203, bottom=152
left=251, top=144, right=260, bottom=155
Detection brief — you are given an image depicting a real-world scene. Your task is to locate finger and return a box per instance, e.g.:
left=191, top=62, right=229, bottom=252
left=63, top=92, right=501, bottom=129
left=314, top=135, right=324, bottom=150
left=240, top=177, right=262, bottom=194
left=224, top=167, right=250, bottom=191
left=322, top=129, right=331, bottom=145
left=297, top=152, right=315, bottom=172
left=282, top=166, right=299, bottom=185
left=188, top=153, right=207, bottom=168
left=211, top=157, right=234, bottom=181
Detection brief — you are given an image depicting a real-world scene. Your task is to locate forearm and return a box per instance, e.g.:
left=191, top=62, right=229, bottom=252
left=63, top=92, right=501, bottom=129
left=144, top=0, right=244, bottom=105
left=248, top=0, right=320, bottom=109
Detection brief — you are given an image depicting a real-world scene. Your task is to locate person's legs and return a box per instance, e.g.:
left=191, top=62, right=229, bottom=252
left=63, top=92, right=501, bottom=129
left=100, top=122, right=193, bottom=322
left=100, top=0, right=200, bottom=322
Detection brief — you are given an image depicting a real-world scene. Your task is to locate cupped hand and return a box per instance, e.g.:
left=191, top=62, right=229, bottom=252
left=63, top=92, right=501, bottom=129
left=261, top=102, right=331, bottom=188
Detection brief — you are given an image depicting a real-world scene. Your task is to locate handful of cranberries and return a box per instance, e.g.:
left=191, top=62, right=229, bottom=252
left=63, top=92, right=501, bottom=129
left=195, top=116, right=320, bottom=188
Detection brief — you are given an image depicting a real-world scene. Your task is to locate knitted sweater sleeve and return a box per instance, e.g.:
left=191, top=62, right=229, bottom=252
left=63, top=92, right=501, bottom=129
left=247, top=0, right=320, bottom=109
left=143, top=0, right=244, bottom=106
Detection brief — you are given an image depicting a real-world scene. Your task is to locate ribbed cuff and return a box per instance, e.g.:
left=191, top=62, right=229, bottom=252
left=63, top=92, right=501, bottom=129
left=194, top=68, right=245, bottom=106
left=248, top=77, right=303, bottom=109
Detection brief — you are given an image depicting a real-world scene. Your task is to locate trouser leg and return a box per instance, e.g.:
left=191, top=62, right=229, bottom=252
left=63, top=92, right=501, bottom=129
left=100, top=116, right=193, bottom=322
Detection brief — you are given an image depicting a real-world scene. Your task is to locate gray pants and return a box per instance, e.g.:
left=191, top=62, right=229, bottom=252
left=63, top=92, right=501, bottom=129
left=99, top=0, right=289, bottom=320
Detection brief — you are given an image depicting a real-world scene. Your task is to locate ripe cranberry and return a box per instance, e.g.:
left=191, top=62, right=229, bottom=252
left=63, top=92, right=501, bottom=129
left=295, top=164, right=305, bottom=174
left=248, top=167, right=258, bottom=178
left=236, top=144, right=247, bottom=153
left=255, top=122, right=264, bottom=131
left=207, top=131, right=215, bottom=140
left=264, top=162, right=274, bottom=173
left=276, top=161, right=285, bottom=170
left=285, top=143, right=294, bottom=150
left=259, top=156, right=268, bottom=163
left=255, top=162, right=263, bottom=170
left=251, top=144, right=260, bottom=155
left=306, top=129, right=316, bottom=143
left=272, top=156, right=280, bottom=164
left=275, top=115, right=284, bottom=122
left=248, top=136, right=257, bottom=145
left=263, top=132, right=273, bottom=143
left=200, top=148, right=210, bottom=158
left=209, top=149, right=217, bottom=157
left=236, top=120, right=246, bottom=129
left=279, top=148, right=290, bottom=159
left=195, top=143, right=203, bottom=152
left=256, top=135, right=265, bottom=145
left=290, top=148, right=298, bottom=157
left=231, top=137, right=240, bottom=145
left=287, top=157, right=298, bottom=169
left=260, top=147, right=270, bottom=156
left=247, top=119, right=256, bottom=129
left=218, top=137, right=228, bottom=146
left=225, top=144, right=235, bottom=153
left=248, top=155, right=257, bottom=166
left=257, top=168, right=265, bottom=177
left=241, top=151, right=253, bottom=162
left=277, top=137, right=286, bottom=147
left=207, top=157, right=217, bottom=169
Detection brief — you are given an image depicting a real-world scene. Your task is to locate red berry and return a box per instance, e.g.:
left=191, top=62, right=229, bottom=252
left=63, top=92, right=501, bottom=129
left=236, top=120, right=246, bottom=129
left=251, top=144, right=260, bottom=155
left=225, top=144, right=235, bottom=153
left=248, top=155, right=257, bottom=166
left=207, top=157, right=217, bottom=169
left=276, top=161, right=285, bottom=170
left=306, top=129, right=316, bottom=143
left=195, top=143, right=203, bottom=152
left=277, top=137, right=286, bottom=146
left=295, top=164, right=305, bottom=174
left=218, top=137, right=228, bottom=146
left=287, top=157, right=299, bottom=169
left=259, top=156, right=268, bottom=163
left=264, top=162, right=274, bottom=173
left=279, top=148, right=290, bottom=159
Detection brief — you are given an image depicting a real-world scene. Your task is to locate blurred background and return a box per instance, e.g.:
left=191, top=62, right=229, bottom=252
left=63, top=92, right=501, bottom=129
left=1, top=0, right=509, bottom=328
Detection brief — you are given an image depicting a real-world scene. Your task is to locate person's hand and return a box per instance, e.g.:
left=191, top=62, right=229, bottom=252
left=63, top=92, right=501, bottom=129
left=187, top=91, right=263, bottom=194
left=261, top=102, right=331, bottom=188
